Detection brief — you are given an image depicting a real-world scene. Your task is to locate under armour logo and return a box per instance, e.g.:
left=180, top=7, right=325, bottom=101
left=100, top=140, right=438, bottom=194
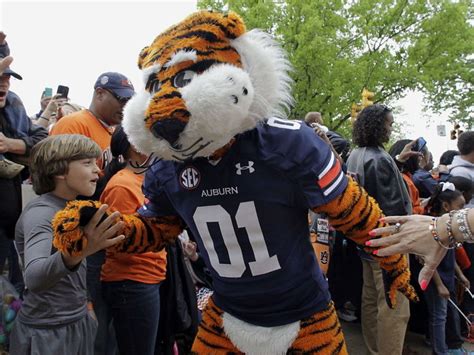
left=235, top=161, right=255, bottom=175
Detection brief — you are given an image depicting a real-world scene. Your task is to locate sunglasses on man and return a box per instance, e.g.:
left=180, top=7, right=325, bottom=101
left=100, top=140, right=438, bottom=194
left=103, top=89, right=130, bottom=105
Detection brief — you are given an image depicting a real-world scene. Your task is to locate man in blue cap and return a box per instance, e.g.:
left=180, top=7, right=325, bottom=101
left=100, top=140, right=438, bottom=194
left=0, top=31, right=48, bottom=294
left=51, top=71, right=135, bottom=173
left=50, top=71, right=134, bottom=355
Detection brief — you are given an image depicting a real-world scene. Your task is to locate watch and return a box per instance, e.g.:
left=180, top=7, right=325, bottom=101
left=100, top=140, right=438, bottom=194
left=395, top=154, right=406, bottom=163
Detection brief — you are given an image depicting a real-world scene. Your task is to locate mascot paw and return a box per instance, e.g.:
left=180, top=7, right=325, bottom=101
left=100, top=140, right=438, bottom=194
left=378, top=254, right=419, bottom=308
left=52, top=200, right=103, bottom=256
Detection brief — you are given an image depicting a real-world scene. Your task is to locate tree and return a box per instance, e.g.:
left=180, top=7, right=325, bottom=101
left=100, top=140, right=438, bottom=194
left=198, top=0, right=473, bottom=136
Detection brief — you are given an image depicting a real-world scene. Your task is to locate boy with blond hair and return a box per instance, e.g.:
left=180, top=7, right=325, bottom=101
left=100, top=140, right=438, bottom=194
left=10, top=134, right=124, bottom=355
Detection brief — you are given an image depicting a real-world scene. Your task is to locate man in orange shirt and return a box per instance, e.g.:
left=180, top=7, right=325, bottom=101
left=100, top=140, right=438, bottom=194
left=50, top=72, right=134, bottom=355
left=51, top=72, right=134, bottom=174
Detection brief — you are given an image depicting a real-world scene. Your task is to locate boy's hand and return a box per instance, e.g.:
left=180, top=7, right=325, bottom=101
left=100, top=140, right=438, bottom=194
left=82, top=205, right=125, bottom=254
left=61, top=205, right=125, bottom=269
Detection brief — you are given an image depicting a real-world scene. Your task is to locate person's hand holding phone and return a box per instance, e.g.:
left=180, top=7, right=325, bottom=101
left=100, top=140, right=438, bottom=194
left=396, top=139, right=423, bottom=163
left=41, top=94, right=68, bottom=123
left=56, top=85, right=69, bottom=99
left=412, top=137, right=427, bottom=152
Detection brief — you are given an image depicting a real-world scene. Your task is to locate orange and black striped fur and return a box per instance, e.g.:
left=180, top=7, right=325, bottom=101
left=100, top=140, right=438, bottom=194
left=313, top=177, right=418, bottom=306
left=138, top=12, right=245, bottom=133
left=52, top=200, right=183, bottom=257
left=192, top=298, right=347, bottom=354
left=51, top=10, right=418, bottom=354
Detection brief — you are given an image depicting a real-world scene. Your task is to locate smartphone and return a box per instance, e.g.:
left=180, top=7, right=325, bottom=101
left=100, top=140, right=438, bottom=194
left=43, top=87, right=53, bottom=97
left=56, top=85, right=69, bottom=99
left=414, top=137, right=427, bottom=152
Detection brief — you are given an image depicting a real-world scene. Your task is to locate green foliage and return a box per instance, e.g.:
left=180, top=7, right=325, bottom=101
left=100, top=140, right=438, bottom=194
left=197, top=0, right=474, bottom=137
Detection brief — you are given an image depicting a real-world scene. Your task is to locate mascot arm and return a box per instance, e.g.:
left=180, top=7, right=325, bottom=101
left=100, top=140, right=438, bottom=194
left=312, top=177, right=418, bottom=307
left=52, top=200, right=184, bottom=257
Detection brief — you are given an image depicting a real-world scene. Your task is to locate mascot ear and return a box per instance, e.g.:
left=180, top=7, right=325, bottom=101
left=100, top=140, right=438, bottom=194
left=222, top=11, right=247, bottom=39
left=231, top=29, right=293, bottom=119
left=138, top=46, right=150, bottom=69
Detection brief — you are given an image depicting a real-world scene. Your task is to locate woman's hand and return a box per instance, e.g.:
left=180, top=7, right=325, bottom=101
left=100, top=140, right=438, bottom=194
left=367, top=215, right=448, bottom=290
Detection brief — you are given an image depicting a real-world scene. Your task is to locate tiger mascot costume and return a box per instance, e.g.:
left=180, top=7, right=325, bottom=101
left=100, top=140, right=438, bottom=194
left=53, top=11, right=417, bottom=354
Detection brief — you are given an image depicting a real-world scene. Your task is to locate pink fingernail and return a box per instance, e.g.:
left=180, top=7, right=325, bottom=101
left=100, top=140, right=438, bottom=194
left=372, top=250, right=378, bottom=255
left=379, top=218, right=385, bottom=223
left=420, top=280, right=428, bottom=291
left=368, top=230, right=376, bottom=237
left=365, top=241, right=372, bottom=246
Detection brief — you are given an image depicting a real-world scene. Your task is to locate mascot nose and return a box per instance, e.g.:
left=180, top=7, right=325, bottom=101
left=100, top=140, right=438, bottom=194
left=151, top=119, right=187, bottom=146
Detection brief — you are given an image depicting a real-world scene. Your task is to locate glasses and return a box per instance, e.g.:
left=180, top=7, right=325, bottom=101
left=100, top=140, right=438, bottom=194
left=104, top=89, right=130, bottom=105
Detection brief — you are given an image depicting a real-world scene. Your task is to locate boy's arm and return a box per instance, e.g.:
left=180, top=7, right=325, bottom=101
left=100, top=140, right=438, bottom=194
left=22, top=212, right=80, bottom=292
left=313, top=177, right=418, bottom=307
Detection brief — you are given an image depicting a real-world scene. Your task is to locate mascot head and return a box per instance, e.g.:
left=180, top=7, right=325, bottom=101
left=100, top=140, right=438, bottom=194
left=123, top=11, right=292, bottom=161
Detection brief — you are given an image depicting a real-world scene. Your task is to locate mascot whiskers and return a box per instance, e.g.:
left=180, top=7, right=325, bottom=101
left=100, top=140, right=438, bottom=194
left=53, top=11, right=417, bottom=354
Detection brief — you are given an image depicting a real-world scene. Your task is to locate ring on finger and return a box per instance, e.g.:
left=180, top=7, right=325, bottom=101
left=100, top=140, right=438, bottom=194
left=394, top=222, right=401, bottom=233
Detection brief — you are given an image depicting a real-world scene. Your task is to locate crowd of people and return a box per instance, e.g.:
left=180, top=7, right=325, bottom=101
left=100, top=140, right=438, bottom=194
left=0, top=27, right=474, bottom=355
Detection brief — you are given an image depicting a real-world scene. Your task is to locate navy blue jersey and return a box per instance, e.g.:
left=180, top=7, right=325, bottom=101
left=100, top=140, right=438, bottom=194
left=139, top=118, right=347, bottom=326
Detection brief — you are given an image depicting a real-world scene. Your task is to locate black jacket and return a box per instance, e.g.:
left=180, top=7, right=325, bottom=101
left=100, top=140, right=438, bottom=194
left=0, top=100, right=47, bottom=236
left=347, top=146, right=412, bottom=216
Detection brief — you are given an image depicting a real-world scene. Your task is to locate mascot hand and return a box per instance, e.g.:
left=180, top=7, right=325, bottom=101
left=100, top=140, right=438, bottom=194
left=52, top=200, right=117, bottom=257
left=370, top=251, right=419, bottom=308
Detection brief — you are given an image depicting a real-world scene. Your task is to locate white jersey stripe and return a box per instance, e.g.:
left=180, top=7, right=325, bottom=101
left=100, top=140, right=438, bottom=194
left=318, top=153, right=335, bottom=180
left=323, top=171, right=344, bottom=196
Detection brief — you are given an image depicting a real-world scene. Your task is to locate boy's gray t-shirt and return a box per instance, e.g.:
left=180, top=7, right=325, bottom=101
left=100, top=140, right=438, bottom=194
left=15, top=192, right=87, bottom=326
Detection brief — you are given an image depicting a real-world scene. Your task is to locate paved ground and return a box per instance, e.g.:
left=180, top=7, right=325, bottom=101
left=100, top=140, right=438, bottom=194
left=342, top=321, right=474, bottom=354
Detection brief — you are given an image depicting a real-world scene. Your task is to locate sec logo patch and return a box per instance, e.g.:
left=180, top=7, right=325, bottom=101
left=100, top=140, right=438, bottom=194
left=180, top=166, right=201, bottom=190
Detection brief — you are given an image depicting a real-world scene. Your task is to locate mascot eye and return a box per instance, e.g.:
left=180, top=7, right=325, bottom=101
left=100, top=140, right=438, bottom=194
left=173, top=70, right=196, bottom=88
left=150, top=80, right=161, bottom=95
left=151, top=80, right=161, bottom=94
left=146, top=74, right=161, bottom=95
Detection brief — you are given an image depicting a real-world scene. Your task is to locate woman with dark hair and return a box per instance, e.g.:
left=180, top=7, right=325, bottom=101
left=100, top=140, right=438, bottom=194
left=389, top=139, right=424, bottom=215
left=100, top=126, right=167, bottom=355
left=347, top=104, right=421, bottom=354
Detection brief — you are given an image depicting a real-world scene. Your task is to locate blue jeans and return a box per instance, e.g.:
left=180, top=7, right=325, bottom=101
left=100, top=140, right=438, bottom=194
left=446, top=291, right=463, bottom=350
left=87, top=251, right=117, bottom=355
left=424, top=284, right=448, bottom=355
left=0, top=228, right=24, bottom=295
left=102, top=280, right=161, bottom=355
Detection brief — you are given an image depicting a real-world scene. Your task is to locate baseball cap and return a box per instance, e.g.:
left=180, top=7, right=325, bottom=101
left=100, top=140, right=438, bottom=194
left=94, top=72, right=134, bottom=98
left=0, top=43, right=22, bottom=80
